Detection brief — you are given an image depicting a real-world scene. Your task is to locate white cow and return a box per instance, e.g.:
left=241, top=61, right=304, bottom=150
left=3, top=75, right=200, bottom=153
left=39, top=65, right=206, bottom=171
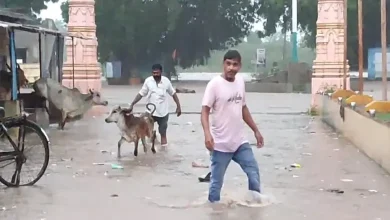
left=33, top=78, right=108, bottom=129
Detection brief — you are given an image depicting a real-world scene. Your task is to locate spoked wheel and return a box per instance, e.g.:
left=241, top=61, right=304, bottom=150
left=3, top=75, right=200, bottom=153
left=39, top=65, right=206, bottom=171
left=0, top=119, right=49, bottom=187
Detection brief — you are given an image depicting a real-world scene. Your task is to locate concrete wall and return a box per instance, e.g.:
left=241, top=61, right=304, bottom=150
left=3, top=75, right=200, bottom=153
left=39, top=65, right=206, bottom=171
left=318, top=95, right=390, bottom=172
left=245, top=82, right=293, bottom=93
left=171, top=81, right=295, bottom=93
left=287, top=62, right=311, bottom=86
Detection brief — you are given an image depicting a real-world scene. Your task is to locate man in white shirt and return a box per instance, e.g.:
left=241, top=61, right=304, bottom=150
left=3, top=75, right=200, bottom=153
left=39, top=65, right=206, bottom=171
left=129, top=64, right=182, bottom=146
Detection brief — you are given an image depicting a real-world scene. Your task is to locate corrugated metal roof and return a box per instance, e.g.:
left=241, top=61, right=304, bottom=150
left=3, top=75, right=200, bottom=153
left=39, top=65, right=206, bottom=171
left=0, top=21, right=94, bottom=40
left=0, top=8, right=33, bottom=21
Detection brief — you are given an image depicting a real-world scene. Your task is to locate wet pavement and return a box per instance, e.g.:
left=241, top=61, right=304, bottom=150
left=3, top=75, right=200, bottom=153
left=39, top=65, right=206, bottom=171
left=1, top=84, right=390, bottom=220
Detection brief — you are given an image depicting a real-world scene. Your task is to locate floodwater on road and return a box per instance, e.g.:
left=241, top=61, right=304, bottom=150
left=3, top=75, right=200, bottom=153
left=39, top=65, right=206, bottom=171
left=1, top=85, right=390, bottom=220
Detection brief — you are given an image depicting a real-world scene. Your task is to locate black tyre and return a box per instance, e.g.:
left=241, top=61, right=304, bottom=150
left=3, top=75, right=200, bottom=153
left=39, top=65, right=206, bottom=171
left=0, top=118, right=49, bottom=187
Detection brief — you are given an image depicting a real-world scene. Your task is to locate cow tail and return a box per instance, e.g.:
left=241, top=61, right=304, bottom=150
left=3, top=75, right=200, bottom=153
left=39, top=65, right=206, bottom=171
left=146, top=103, right=156, bottom=115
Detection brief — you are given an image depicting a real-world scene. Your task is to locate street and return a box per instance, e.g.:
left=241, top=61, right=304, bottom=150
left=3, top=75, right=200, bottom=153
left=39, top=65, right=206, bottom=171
left=1, top=84, right=390, bottom=220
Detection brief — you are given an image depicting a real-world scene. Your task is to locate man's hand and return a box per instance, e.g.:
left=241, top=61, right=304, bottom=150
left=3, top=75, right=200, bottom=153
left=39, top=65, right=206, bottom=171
left=176, top=106, right=182, bottom=117
left=204, top=132, right=214, bottom=151
left=254, top=131, right=264, bottom=148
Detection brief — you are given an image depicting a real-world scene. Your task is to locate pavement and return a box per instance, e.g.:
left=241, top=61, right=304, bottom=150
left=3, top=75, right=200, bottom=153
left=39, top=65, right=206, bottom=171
left=1, top=83, right=390, bottom=220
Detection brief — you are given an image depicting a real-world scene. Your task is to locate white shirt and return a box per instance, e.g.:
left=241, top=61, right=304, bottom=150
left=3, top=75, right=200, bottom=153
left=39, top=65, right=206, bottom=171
left=139, top=76, right=175, bottom=117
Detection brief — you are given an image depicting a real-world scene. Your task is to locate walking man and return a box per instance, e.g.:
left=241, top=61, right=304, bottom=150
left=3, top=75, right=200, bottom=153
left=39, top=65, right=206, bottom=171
left=201, top=50, right=264, bottom=202
left=130, top=64, right=181, bottom=146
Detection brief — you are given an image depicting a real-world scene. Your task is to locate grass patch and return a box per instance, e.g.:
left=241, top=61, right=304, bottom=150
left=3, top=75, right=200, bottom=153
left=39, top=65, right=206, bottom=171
left=375, top=112, right=390, bottom=122
left=307, top=106, right=320, bottom=116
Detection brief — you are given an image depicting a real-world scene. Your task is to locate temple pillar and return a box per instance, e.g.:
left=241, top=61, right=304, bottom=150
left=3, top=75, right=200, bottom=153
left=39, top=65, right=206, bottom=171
left=62, top=0, right=101, bottom=93
left=312, top=0, right=350, bottom=104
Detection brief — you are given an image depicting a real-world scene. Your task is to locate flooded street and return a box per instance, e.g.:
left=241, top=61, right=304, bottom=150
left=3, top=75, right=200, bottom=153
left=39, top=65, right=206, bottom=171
left=1, top=85, right=390, bottom=220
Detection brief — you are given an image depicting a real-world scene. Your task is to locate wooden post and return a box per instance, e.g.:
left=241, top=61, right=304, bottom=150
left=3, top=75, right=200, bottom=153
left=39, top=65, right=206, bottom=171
left=358, top=0, right=363, bottom=94
left=343, top=0, right=348, bottom=89
left=381, top=0, right=388, bottom=100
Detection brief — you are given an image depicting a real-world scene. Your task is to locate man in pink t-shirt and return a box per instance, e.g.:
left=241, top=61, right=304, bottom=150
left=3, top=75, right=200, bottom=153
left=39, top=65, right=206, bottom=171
left=201, top=50, right=264, bottom=202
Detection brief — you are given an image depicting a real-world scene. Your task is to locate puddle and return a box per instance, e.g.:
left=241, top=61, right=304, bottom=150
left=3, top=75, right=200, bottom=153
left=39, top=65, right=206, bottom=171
left=145, top=190, right=276, bottom=209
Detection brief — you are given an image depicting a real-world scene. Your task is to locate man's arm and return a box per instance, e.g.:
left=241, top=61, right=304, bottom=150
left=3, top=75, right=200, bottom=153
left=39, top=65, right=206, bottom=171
left=201, top=105, right=211, bottom=134
left=130, top=81, right=148, bottom=107
left=242, top=105, right=259, bottom=133
left=130, top=94, right=143, bottom=107
left=201, top=82, right=215, bottom=136
left=172, top=93, right=181, bottom=107
left=241, top=84, right=259, bottom=133
left=167, top=81, right=181, bottom=107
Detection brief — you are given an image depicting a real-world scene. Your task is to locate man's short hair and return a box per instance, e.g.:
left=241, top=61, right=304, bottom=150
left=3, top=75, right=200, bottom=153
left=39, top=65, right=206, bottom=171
left=152, top=63, right=163, bottom=71
left=223, top=50, right=241, bottom=63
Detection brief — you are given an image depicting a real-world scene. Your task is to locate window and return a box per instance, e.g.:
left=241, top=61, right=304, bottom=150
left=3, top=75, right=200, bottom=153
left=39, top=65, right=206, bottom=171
left=15, top=48, right=27, bottom=63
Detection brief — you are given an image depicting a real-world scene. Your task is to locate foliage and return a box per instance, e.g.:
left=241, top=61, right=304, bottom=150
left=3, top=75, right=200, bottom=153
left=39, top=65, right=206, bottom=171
left=0, top=0, right=59, bottom=18
left=177, top=31, right=315, bottom=73
left=61, top=0, right=258, bottom=77
left=256, top=0, right=388, bottom=70
left=307, top=106, right=320, bottom=116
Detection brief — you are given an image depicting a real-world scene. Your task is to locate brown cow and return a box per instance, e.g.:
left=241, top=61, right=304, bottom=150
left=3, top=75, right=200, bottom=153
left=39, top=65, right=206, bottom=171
left=104, top=103, right=157, bottom=158
left=0, top=63, right=28, bottom=100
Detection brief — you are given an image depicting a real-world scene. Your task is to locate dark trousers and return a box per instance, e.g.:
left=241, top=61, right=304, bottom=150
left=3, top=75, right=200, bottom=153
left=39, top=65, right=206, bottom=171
left=152, top=114, right=169, bottom=136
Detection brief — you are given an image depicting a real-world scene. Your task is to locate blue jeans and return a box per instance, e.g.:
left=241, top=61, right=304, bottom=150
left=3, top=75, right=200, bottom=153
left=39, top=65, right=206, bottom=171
left=208, top=142, right=260, bottom=202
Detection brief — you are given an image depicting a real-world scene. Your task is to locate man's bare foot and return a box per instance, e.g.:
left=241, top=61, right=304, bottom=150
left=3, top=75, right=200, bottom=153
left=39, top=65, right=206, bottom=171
left=161, top=136, right=167, bottom=146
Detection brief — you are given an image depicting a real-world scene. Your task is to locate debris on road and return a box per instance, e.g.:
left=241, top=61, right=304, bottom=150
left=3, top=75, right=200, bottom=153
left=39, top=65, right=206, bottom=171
left=92, top=162, right=107, bottom=165
left=326, top=189, right=344, bottom=194
left=340, top=179, right=354, bottom=182
left=192, top=161, right=209, bottom=168
left=111, top=164, right=124, bottom=169
left=290, top=163, right=301, bottom=168
left=154, top=184, right=170, bottom=188
left=110, top=194, right=119, bottom=197
left=175, top=87, right=196, bottom=93
left=61, top=158, right=73, bottom=162
left=301, top=153, right=312, bottom=156
left=198, top=172, right=211, bottom=183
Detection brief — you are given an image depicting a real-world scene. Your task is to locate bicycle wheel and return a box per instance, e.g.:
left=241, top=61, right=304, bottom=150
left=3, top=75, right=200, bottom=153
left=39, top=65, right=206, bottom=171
left=0, top=117, right=49, bottom=187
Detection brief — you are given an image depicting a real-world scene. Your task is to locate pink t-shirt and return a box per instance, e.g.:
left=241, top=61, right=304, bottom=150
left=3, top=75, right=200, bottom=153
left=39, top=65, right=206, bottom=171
left=202, top=75, right=248, bottom=152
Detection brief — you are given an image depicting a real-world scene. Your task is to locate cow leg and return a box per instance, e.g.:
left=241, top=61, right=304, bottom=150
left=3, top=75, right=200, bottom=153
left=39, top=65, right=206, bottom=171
left=151, top=130, right=157, bottom=154
left=59, top=111, right=68, bottom=130
left=134, top=137, right=139, bottom=157
left=117, top=137, right=125, bottom=158
left=141, top=138, right=147, bottom=154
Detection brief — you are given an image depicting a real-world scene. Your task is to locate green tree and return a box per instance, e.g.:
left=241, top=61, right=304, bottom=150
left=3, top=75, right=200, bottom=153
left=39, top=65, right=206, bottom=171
left=177, top=31, right=315, bottom=73
left=0, top=0, right=59, bottom=17
left=256, top=0, right=388, bottom=70
left=61, top=0, right=258, bottom=78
